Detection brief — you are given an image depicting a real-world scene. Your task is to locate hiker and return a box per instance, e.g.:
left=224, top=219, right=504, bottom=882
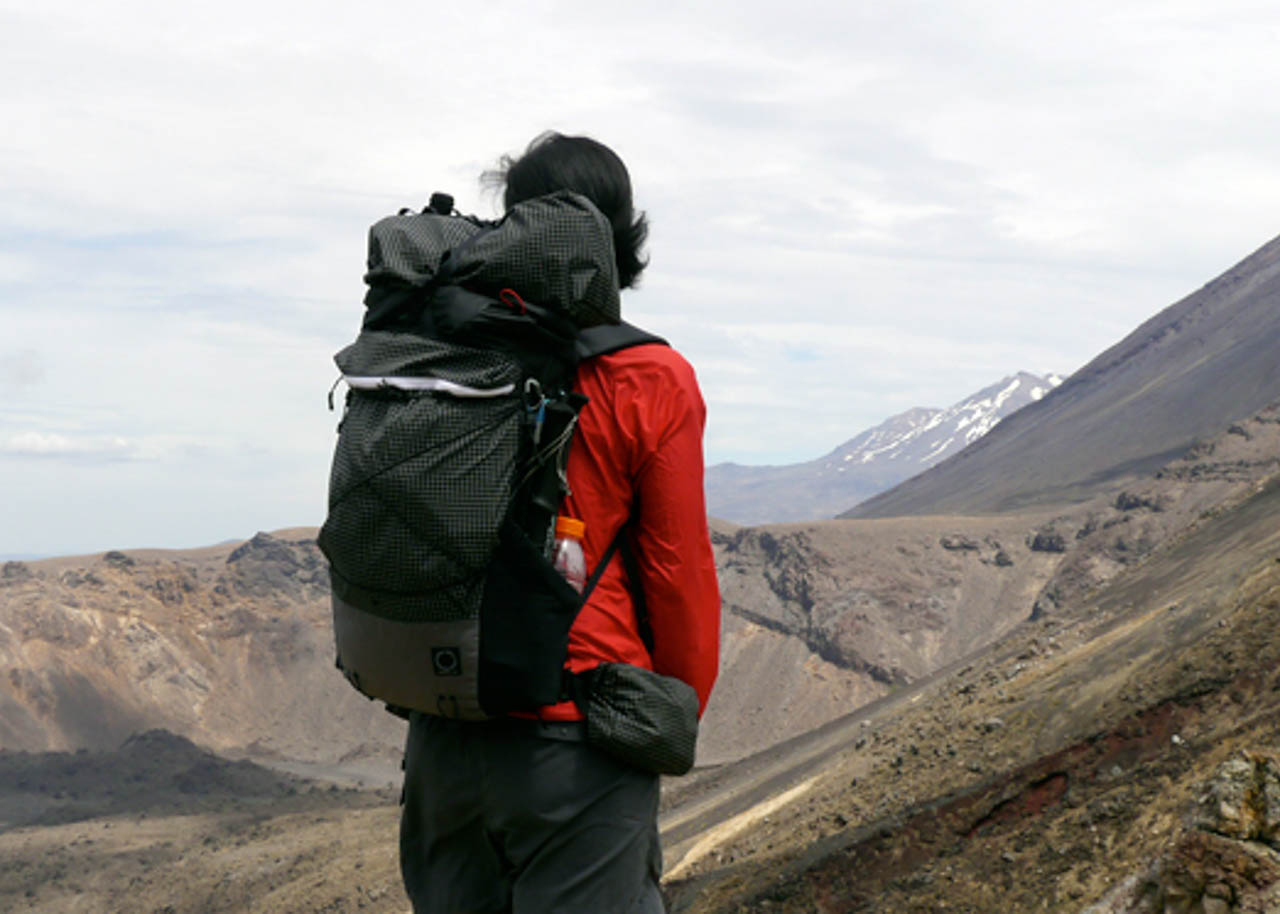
left=396, top=133, right=721, bottom=913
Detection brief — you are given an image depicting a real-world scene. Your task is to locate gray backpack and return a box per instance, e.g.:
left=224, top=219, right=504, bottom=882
left=318, top=191, right=663, bottom=720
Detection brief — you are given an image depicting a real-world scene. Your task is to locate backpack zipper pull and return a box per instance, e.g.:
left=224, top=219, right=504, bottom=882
left=524, top=378, right=546, bottom=446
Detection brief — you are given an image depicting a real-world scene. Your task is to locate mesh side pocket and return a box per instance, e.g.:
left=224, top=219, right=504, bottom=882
left=478, top=519, right=583, bottom=715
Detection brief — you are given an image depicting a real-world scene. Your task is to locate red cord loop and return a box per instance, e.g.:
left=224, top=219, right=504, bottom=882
left=499, top=288, right=527, bottom=314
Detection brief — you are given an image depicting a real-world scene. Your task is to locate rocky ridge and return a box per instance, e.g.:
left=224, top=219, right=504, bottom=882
left=700, top=514, right=1059, bottom=763
left=6, top=409, right=1273, bottom=776
left=0, top=530, right=404, bottom=779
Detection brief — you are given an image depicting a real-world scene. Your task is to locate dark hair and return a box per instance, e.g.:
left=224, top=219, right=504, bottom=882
left=488, top=132, right=649, bottom=289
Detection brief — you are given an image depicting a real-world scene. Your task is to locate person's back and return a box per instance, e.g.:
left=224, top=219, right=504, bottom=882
left=556, top=343, right=719, bottom=710
left=398, top=132, right=720, bottom=914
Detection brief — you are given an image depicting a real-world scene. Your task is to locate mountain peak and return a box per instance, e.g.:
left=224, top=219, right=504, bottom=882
left=848, top=233, right=1280, bottom=519
left=706, top=371, right=1062, bottom=525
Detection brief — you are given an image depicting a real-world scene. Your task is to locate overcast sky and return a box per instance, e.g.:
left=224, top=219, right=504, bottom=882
left=4, top=0, right=1280, bottom=556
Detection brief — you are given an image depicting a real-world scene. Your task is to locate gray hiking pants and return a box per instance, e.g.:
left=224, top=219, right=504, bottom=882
left=400, top=713, right=665, bottom=914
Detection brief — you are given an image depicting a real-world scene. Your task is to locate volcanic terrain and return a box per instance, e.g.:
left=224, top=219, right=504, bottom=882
left=4, top=231, right=1280, bottom=912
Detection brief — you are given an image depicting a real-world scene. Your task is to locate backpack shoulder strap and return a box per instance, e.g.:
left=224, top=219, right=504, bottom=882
left=575, top=321, right=667, bottom=360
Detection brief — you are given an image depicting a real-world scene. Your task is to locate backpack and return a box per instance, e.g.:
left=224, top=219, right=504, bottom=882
left=317, top=191, right=665, bottom=720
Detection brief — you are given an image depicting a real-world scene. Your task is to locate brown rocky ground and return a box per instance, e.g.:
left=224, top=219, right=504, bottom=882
left=6, top=507, right=1277, bottom=913
left=663, top=459, right=1280, bottom=912
left=2, top=413, right=1276, bottom=911
left=0, top=730, right=406, bottom=913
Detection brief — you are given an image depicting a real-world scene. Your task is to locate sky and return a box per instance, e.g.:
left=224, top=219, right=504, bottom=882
left=4, top=0, right=1280, bottom=556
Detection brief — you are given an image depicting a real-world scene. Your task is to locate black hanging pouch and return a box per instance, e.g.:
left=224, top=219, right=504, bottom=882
left=572, top=662, right=700, bottom=776
left=562, top=531, right=701, bottom=777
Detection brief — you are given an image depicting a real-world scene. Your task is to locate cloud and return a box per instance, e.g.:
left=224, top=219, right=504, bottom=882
left=1, top=431, right=135, bottom=460
left=6, top=0, right=1280, bottom=553
left=1, top=349, right=45, bottom=389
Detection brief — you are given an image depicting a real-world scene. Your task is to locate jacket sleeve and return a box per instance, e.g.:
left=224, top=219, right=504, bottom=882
left=629, top=355, right=721, bottom=716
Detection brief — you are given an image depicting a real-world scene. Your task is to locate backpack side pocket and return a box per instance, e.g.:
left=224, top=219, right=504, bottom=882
left=478, top=518, right=583, bottom=716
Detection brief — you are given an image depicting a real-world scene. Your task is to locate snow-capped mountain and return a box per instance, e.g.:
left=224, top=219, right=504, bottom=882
left=705, top=371, right=1063, bottom=526
left=824, top=371, right=1064, bottom=471
left=850, top=234, right=1280, bottom=519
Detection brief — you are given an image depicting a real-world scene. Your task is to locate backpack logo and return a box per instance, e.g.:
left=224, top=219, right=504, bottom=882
left=431, top=647, right=462, bottom=677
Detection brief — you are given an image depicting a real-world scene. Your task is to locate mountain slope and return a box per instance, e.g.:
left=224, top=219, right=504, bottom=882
left=706, top=372, right=1061, bottom=525
left=3, top=411, right=1277, bottom=912
left=6, top=404, right=1274, bottom=774
left=848, top=234, right=1280, bottom=518
left=664, top=409, right=1280, bottom=912
left=700, top=510, right=1062, bottom=763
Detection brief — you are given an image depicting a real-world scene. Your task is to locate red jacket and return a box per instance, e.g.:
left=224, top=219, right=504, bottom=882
left=536, top=342, right=720, bottom=720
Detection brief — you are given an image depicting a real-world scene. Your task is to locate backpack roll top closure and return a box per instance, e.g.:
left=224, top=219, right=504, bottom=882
left=322, top=191, right=636, bottom=721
